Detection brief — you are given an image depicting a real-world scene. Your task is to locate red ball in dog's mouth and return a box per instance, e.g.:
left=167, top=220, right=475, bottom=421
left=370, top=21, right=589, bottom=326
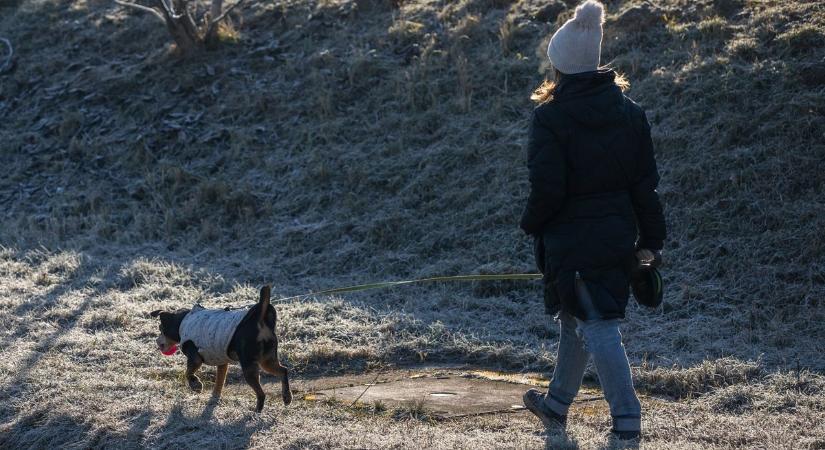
left=161, top=344, right=178, bottom=356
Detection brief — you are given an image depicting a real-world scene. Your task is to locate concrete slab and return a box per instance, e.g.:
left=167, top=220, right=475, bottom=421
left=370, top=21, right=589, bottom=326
left=314, top=376, right=530, bottom=418
left=304, top=370, right=605, bottom=419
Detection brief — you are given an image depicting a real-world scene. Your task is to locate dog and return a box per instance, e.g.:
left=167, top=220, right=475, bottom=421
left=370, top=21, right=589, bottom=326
left=150, top=285, right=292, bottom=412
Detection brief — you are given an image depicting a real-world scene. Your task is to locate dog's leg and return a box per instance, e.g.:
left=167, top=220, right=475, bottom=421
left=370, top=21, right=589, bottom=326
left=242, top=363, right=266, bottom=412
left=182, top=342, right=204, bottom=393
left=261, top=358, right=292, bottom=405
left=212, top=364, right=228, bottom=398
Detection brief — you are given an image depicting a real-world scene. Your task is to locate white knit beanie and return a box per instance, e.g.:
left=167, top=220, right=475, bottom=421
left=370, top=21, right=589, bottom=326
left=547, top=0, right=605, bottom=74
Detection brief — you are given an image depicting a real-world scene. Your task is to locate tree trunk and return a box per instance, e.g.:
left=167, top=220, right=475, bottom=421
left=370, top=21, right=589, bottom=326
left=158, top=0, right=203, bottom=53
left=205, top=0, right=224, bottom=46
left=210, top=0, right=223, bottom=20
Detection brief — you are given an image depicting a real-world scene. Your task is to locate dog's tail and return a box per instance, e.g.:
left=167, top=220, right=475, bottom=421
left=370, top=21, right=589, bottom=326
left=258, top=284, right=273, bottom=326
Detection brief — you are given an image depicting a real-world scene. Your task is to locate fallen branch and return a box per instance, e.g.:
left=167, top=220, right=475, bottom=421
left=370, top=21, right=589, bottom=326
left=114, top=0, right=166, bottom=23
left=0, top=37, right=12, bottom=74
left=349, top=370, right=383, bottom=408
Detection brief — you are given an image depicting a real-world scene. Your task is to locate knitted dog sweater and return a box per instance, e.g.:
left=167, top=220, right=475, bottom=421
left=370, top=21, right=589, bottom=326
left=180, top=305, right=250, bottom=365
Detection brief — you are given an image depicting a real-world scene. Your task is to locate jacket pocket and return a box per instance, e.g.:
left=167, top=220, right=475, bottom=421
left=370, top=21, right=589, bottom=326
left=534, top=235, right=562, bottom=315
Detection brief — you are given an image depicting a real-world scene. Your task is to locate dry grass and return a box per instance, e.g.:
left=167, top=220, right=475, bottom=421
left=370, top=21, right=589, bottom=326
left=1, top=0, right=825, bottom=448
left=2, top=249, right=824, bottom=449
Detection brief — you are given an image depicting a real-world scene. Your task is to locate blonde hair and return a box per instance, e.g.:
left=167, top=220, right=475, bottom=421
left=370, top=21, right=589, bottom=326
left=530, top=68, right=629, bottom=104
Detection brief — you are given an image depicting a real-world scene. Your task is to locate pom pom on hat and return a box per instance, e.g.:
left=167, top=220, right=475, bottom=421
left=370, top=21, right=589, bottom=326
left=546, top=0, right=605, bottom=74
left=572, top=0, right=605, bottom=29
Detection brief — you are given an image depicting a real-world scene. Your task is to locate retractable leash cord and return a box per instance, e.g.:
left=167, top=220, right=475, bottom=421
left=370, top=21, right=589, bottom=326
left=159, top=273, right=544, bottom=355
left=223, top=273, right=544, bottom=310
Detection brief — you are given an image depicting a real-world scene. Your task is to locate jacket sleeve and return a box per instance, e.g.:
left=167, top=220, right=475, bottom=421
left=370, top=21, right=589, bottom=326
left=630, top=110, right=667, bottom=250
left=520, top=109, right=567, bottom=235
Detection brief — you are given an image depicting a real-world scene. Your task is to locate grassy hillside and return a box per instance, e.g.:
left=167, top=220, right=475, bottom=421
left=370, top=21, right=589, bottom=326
left=1, top=0, right=824, bottom=448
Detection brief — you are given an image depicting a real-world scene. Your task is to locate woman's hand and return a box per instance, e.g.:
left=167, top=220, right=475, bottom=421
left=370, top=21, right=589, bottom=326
left=636, top=249, right=662, bottom=267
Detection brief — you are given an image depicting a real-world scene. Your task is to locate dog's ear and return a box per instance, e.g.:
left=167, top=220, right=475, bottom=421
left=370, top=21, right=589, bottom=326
left=150, top=309, right=163, bottom=318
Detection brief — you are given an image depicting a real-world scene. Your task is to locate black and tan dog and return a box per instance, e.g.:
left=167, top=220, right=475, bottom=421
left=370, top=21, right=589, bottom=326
left=150, top=285, right=291, bottom=412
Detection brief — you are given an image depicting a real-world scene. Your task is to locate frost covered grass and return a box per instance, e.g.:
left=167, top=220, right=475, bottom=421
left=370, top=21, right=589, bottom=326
left=1, top=249, right=824, bottom=449
left=1, top=0, right=825, bottom=447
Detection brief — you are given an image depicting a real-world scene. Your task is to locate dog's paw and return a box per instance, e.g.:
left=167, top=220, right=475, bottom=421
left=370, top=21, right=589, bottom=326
left=283, top=390, right=293, bottom=406
left=188, top=377, right=203, bottom=393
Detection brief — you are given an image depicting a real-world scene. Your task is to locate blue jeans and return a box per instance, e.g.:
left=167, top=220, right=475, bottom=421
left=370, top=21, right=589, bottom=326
left=543, top=311, right=642, bottom=432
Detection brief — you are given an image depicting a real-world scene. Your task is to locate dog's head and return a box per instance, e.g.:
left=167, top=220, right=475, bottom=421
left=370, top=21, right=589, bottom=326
left=149, top=309, right=189, bottom=354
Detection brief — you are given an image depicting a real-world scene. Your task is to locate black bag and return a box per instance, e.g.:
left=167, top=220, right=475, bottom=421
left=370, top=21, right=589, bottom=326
left=630, top=261, right=664, bottom=308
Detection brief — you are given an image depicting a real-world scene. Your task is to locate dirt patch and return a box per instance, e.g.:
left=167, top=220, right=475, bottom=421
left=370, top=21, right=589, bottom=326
left=301, top=368, right=605, bottom=419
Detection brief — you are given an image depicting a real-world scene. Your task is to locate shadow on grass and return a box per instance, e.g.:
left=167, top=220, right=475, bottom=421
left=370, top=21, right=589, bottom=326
left=542, top=428, right=579, bottom=450
left=146, top=398, right=261, bottom=448
left=0, top=251, right=112, bottom=413
left=0, top=408, right=150, bottom=448
left=0, top=398, right=263, bottom=449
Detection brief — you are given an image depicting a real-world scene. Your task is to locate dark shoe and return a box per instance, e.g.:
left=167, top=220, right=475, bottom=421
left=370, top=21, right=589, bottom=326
left=611, top=429, right=641, bottom=440
left=522, top=389, right=567, bottom=430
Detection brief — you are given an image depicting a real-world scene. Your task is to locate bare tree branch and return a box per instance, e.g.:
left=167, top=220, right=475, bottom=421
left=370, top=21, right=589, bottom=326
left=210, top=0, right=224, bottom=23
left=0, top=38, right=13, bottom=74
left=115, top=0, right=166, bottom=23
left=117, top=0, right=243, bottom=52
left=167, top=0, right=193, bottom=20
left=156, top=0, right=173, bottom=16
left=210, top=0, right=244, bottom=25
left=154, top=0, right=180, bottom=20
left=205, top=0, right=245, bottom=36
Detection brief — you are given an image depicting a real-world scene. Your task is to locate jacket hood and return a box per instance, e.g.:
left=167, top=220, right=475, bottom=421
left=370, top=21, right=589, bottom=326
left=554, top=70, right=626, bottom=128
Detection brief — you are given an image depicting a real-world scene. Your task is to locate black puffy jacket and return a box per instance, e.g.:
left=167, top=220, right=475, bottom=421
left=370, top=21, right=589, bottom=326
left=520, top=70, right=666, bottom=320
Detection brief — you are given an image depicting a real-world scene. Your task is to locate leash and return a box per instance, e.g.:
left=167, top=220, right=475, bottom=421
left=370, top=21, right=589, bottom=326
left=220, top=272, right=544, bottom=406
left=224, top=273, right=543, bottom=310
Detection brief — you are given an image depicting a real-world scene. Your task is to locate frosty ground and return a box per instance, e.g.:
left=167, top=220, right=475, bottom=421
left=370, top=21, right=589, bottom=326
left=1, top=0, right=824, bottom=448
left=1, top=249, right=823, bottom=449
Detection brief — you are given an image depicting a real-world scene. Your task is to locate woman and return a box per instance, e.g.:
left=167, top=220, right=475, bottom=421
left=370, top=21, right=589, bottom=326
left=519, top=0, right=666, bottom=441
